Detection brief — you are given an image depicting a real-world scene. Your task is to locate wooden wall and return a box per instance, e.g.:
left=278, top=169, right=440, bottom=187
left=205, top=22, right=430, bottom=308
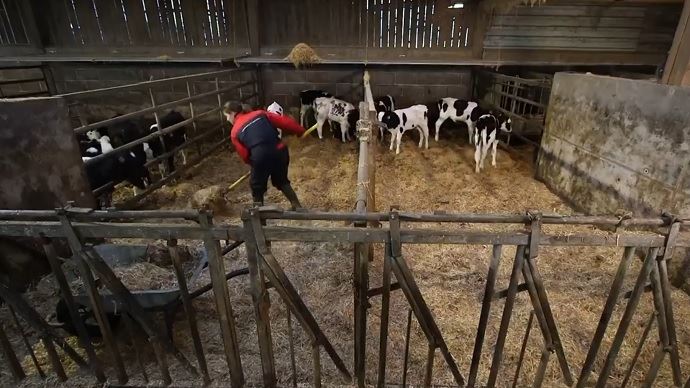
left=29, top=0, right=249, bottom=55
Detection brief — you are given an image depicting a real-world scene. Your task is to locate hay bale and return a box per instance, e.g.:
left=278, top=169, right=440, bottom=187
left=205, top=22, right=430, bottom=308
left=285, top=43, right=321, bottom=68
left=191, top=184, right=227, bottom=212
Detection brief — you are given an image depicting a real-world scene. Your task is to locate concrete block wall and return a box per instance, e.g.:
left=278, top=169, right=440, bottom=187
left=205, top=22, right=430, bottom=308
left=47, top=62, right=256, bottom=123
left=260, top=63, right=472, bottom=113
left=537, top=73, right=690, bottom=217
left=0, top=65, right=49, bottom=97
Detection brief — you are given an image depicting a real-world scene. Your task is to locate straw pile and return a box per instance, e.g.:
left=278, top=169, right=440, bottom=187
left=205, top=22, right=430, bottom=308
left=285, top=43, right=322, bottom=69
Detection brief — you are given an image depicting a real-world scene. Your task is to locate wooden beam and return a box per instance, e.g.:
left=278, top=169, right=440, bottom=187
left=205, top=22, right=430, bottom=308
left=245, top=0, right=260, bottom=56
left=662, top=0, right=690, bottom=84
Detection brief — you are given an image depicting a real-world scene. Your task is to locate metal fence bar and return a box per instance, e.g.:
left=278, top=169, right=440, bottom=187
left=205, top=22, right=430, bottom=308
left=168, top=239, right=210, bottom=385
left=595, top=247, right=660, bottom=388
left=577, top=245, right=635, bottom=387
left=487, top=245, right=526, bottom=388
left=377, top=242, right=394, bottom=387
left=512, top=311, right=535, bottom=388
left=58, top=214, right=129, bottom=384
left=468, top=244, right=503, bottom=387
left=60, top=69, right=249, bottom=100
left=0, top=319, right=24, bottom=381
left=621, top=312, right=656, bottom=388
left=41, top=236, right=104, bottom=382
left=8, top=306, right=44, bottom=379
left=74, top=81, right=252, bottom=135
left=401, top=308, right=413, bottom=387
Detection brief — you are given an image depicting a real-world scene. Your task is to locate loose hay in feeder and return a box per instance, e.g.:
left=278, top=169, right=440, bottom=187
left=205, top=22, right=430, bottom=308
left=286, top=43, right=322, bottom=68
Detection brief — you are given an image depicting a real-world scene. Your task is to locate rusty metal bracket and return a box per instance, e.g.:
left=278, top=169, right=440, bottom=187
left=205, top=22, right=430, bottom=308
left=527, top=211, right=542, bottom=259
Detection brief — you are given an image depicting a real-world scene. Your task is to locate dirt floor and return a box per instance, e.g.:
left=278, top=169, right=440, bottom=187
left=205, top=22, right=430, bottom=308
left=2, top=128, right=690, bottom=387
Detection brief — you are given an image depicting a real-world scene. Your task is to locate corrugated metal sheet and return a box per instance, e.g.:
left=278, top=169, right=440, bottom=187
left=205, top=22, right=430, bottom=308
left=485, top=4, right=680, bottom=52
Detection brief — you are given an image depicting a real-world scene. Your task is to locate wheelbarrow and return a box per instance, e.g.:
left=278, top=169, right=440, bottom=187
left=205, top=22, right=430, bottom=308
left=51, top=242, right=247, bottom=341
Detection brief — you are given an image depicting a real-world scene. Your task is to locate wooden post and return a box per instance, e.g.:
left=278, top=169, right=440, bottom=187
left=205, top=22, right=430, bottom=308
left=245, top=0, right=260, bottom=56
left=243, top=217, right=277, bottom=387
left=662, top=0, right=690, bottom=85
left=200, top=212, right=245, bottom=387
left=376, top=242, right=393, bottom=387
left=512, top=311, right=534, bottom=388
left=40, top=236, right=105, bottom=382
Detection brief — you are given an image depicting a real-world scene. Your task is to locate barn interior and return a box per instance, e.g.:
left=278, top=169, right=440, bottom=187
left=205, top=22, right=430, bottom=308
left=2, top=1, right=690, bottom=387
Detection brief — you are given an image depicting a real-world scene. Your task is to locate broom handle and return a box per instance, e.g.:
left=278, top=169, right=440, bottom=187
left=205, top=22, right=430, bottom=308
left=229, top=123, right=318, bottom=191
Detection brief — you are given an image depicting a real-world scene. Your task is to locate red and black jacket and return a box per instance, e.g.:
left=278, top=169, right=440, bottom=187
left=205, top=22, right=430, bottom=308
left=230, top=110, right=305, bottom=165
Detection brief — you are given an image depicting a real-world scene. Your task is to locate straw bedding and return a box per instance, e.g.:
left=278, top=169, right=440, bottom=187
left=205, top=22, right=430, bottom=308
left=3, top=131, right=689, bottom=387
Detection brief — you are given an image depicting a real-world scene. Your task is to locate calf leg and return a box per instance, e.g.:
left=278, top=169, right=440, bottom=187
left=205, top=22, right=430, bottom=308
left=479, top=130, right=490, bottom=169
left=434, top=118, right=445, bottom=141
left=491, top=140, right=499, bottom=167
left=389, top=129, right=396, bottom=151
left=420, top=121, right=430, bottom=149
left=467, top=122, right=475, bottom=144
left=396, top=130, right=403, bottom=155
left=316, top=117, right=326, bottom=139
left=474, top=132, right=481, bottom=173
left=180, top=150, right=187, bottom=165
left=299, top=105, right=307, bottom=127
left=341, top=122, right=349, bottom=143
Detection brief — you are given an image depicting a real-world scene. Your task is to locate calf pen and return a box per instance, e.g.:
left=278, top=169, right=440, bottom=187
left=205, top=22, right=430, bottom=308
left=0, top=74, right=689, bottom=388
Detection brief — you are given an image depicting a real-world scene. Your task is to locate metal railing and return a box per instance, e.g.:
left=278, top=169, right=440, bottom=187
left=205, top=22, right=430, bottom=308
left=0, top=207, right=688, bottom=387
left=62, top=67, right=259, bottom=208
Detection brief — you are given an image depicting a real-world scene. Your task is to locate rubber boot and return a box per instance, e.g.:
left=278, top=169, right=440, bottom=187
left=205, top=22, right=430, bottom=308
left=280, top=184, right=304, bottom=211
left=252, top=194, right=264, bottom=208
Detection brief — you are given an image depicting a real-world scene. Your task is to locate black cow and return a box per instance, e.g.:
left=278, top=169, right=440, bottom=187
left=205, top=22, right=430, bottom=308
left=148, top=110, right=188, bottom=175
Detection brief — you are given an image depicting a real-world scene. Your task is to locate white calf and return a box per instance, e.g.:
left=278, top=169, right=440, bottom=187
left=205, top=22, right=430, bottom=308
left=378, top=105, right=429, bottom=155
left=473, top=112, right=513, bottom=173
left=313, top=97, right=356, bottom=143
left=266, top=101, right=284, bottom=138
left=435, top=97, right=484, bottom=144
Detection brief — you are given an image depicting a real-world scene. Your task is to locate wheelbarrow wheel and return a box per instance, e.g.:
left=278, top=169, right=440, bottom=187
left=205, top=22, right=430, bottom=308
left=55, top=298, right=121, bottom=340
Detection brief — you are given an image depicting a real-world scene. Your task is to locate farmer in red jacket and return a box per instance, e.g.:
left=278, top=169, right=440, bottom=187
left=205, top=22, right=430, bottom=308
left=224, top=101, right=306, bottom=209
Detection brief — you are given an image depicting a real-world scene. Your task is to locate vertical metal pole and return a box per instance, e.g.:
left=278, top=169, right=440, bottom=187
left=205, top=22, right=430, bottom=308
left=168, top=239, right=210, bottom=385
left=468, top=244, right=503, bottom=387
left=354, top=242, right=369, bottom=388
left=377, top=243, right=393, bottom=388
left=243, top=217, right=277, bottom=388
left=596, top=248, right=660, bottom=388
left=423, top=344, right=435, bottom=388
left=122, top=313, right=149, bottom=384
left=215, top=77, right=225, bottom=137
left=287, top=310, right=297, bottom=388
left=149, top=87, right=167, bottom=176
left=512, top=311, right=535, bottom=388
left=657, top=221, right=683, bottom=386
left=401, top=309, right=413, bottom=387
left=487, top=245, right=526, bottom=388
left=577, top=247, right=636, bottom=388
left=621, top=312, right=656, bottom=388
left=312, top=342, right=322, bottom=388
left=185, top=81, right=202, bottom=157
left=8, top=307, right=44, bottom=378
left=0, top=320, right=24, bottom=380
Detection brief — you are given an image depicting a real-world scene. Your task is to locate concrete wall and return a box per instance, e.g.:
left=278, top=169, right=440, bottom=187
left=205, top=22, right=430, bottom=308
left=260, top=63, right=472, bottom=111
left=0, top=97, right=95, bottom=209
left=537, top=72, right=690, bottom=217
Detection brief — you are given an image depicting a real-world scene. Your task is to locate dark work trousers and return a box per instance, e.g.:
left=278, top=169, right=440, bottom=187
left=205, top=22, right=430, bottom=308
left=249, top=144, right=290, bottom=201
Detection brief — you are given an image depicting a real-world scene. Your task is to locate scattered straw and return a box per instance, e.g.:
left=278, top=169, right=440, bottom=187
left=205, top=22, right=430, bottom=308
left=285, top=43, right=322, bottom=68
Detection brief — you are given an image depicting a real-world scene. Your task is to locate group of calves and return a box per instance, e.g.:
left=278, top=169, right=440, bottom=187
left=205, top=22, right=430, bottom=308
left=77, top=110, right=188, bottom=206
left=268, top=89, right=513, bottom=173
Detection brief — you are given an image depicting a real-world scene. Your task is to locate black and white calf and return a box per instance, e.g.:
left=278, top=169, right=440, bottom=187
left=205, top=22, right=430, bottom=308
left=148, top=110, right=188, bottom=175
left=374, top=95, right=395, bottom=113
left=299, top=89, right=332, bottom=127
left=378, top=105, right=430, bottom=155
left=473, top=112, right=512, bottom=173
left=313, top=97, right=357, bottom=143
left=82, top=141, right=151, bottom=208
left=80, top=135, right=114, bottom=157
left=435, top=97, right=485, bottom=144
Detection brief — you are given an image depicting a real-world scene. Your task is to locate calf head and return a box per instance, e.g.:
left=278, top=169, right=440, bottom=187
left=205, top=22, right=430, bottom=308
left=493, top=112, right=512, bottom=133
left=380, top=111, right=401, bottom=131
left=267, top=101, right=283, bottom=115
